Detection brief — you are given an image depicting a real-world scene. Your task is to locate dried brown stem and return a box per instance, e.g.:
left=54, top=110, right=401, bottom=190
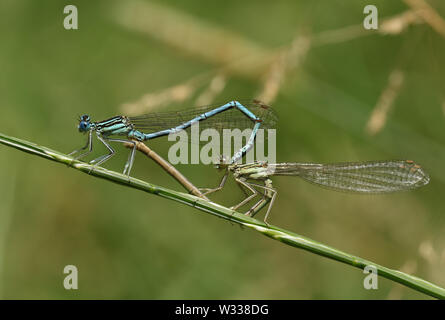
left=403, top=0, right=445, bottom=38
left=366, top=69, right=405, bottom=136
left=128, top=141, right=209, bottom=200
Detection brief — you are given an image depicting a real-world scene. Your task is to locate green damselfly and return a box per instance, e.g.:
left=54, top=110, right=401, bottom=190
left=202, top=159, right=430, bottom=223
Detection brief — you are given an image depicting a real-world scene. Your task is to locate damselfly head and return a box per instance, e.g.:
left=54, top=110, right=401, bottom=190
left=78, top=114, right=92, bottom=132
left=214, top=155, right=229, bottom=170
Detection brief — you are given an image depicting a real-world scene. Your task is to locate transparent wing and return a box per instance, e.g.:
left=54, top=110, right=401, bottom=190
left=128, top=100, right=277, bottom=134
left=268, top=160, right=430, bottom=193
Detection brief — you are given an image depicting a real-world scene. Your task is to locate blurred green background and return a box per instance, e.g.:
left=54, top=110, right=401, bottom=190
left=1, top=0, right=445, bottom=299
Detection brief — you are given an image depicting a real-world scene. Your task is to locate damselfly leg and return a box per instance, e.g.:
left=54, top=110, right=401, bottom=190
left=199, top=170, right=229, bottom=196
left=69, top=130, right=93, bottom=160
left=89, top=133, right=116, bottom=169
left=87, top=135, right=137, bottom=177
left=245, top=180, right=277, bottom=224
left=230, top=178, right=276, bottom=224
left=230, top=178, right=259, bottom=211
left=101, top=138, right=137, bottom=176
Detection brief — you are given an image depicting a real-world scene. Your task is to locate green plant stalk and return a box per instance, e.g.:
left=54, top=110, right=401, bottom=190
left=1, top=132, right=444, bottom=299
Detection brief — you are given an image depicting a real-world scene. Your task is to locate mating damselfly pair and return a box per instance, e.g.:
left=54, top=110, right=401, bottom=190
left=70, top=100, right=429, bottom=223
left=70, top=100, right=276, bottom=175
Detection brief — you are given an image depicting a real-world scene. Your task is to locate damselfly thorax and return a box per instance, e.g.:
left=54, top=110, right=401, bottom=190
left=230, top=162, right=271, bottom=181
left=94, top=116, right=134, bottom=137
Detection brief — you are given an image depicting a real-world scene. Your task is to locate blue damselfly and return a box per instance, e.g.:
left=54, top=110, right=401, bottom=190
left=70, top=100, right=276, bottom=175
left=202, top=159, right=430, bottom=223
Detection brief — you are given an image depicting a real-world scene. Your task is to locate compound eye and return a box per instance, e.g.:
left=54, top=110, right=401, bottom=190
left=220, top=155, right=228, bottom=164
left=78, top=121, right=89, bottom=132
